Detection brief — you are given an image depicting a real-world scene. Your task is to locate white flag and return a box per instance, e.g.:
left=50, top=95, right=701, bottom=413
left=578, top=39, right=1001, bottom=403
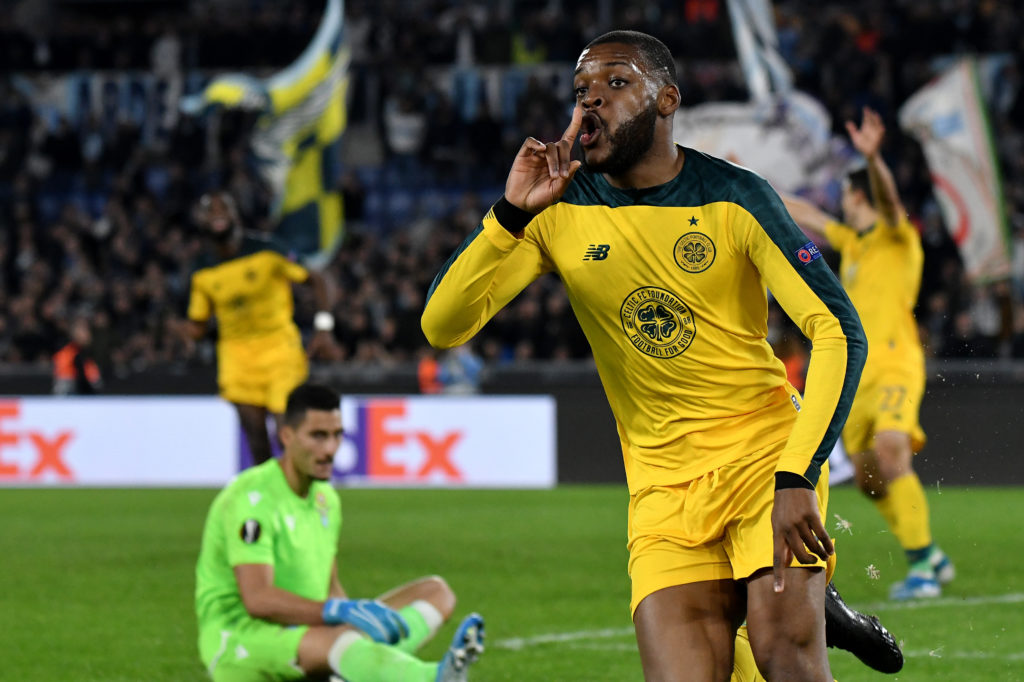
left=674, top=91, right=837, bottom=194
left=676, top=0, right=842, bottom=195
left=899, top=58, right=1011, bottom=283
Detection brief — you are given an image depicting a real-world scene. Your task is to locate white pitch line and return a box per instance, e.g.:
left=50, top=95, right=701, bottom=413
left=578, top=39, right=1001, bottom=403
left=528, top=641, right=1024, bottom=663
left=495, top=626, right=634, bottom=650
left=856, top=591, right=1024, bottom=612
left=903, top=649, right=1024, bottom=662
left=563, top=641, right=639, bottom=652
left=493, top=593, right=1024, bottom=652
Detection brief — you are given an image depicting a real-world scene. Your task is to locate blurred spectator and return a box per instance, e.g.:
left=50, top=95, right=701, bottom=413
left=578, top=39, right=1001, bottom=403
left=0, top=0, right=1021, bottom=375
left=417, top=348, right=443, bottom=394
left=419, top=345, right=484, bottom=395
left=52, top=317, right=102, bottom=395
left=773, top=332, right=809, bottom=393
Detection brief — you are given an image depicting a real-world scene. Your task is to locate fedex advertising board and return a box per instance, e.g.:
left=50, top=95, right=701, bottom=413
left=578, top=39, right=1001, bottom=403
left=0, top=395, right=556, bottom=488
left=333, top=396, right=556, bottom=488
left=0, top=397, right=237, bottom=486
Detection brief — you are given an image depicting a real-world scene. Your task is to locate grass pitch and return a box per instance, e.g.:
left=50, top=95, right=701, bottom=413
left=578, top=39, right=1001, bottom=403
left=3, top=485, right=1023, bottom=681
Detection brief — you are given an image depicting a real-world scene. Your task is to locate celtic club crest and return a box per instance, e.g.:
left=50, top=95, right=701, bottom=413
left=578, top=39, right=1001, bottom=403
left=673, top=232, right=716, bottom=273
left=619, top=287, right=697, bottom=358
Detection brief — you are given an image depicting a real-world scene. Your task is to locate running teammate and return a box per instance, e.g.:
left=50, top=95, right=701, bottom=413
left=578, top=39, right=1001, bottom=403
left=782, top=107, right=953, bottom=600
left=185, top=190, right=339, bottom=465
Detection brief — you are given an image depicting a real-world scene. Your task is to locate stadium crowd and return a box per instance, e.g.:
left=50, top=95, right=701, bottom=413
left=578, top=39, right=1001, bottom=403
left=2, top=0, right=1024, bottom=380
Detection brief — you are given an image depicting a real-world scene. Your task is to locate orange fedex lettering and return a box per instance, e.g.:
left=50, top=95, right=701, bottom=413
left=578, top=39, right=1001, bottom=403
left=0, top=401, right=75, bottom=481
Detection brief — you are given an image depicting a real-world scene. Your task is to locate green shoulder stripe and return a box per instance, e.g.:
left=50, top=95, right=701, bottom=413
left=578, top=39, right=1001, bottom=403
left=560, top=147, right=759, bottom=209
left=425, top=222, right=484, bottom=304
left=559, top=148, right=865, bottom=484
left=730, top=171, right=866, bottom=484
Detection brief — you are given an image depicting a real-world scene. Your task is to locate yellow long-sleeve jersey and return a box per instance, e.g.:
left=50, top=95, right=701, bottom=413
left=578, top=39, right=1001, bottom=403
left=188, top=234, right=309, bottom=342
left=824, top=216, right=924, bottom=370
left=423, top=149, right=866, bottom=493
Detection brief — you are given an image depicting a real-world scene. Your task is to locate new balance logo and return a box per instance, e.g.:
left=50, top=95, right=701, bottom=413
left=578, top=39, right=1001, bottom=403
left=583, top=244, right=610, bottom=261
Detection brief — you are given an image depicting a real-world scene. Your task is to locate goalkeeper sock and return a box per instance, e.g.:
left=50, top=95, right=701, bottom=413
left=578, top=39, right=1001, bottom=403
left=328, top=631, right=436, bottom=682
left=395, top=600, right=444, bottom=654
left=887, top=472, right=933, bottom=556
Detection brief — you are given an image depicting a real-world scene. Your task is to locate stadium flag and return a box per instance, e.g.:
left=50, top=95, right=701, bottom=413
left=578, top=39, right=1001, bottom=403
left=725, top=0, right=793, bottom=105
left=675, top=0, right=842, bottom=195
left=181, top=0, right=349, bottom=268
left=899, top=58, right=1012, bottom=283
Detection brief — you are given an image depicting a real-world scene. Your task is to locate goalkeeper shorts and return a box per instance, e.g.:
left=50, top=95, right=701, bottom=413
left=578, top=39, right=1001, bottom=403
left=199, top=619, right=308, bottom=682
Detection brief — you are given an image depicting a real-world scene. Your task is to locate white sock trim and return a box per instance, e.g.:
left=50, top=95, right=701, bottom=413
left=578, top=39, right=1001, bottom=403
left=410, top=599, right=444, bottom=635
left=327, top=630, right=364, bottom=675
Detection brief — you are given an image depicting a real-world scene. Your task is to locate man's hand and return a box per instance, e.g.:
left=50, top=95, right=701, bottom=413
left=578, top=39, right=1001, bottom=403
left=846, top=106, right=885, bottom=159
left=771, top=487, right=834, bottom=593
left=307, top=330, right=342, bottom=361
left=322, top=598, right=410, bottom=644
left=505, top=106, right=583, bottom=214
left=170, top=318, right=202, bottom=355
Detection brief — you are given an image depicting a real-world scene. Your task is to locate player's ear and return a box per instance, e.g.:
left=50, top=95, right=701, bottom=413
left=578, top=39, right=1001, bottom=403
left=657, top=83, right=680, bottom=118
left=279, top=423, right=295, bottom=447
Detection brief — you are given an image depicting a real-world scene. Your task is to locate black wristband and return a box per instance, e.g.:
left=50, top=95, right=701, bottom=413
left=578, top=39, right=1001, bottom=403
left=492, top=195, right=535, bottom=234
left=775, top=471, right=815, bottom=490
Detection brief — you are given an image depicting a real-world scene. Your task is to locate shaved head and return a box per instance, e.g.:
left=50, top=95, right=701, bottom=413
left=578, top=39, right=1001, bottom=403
left=583, top=30, right=677, bottom=89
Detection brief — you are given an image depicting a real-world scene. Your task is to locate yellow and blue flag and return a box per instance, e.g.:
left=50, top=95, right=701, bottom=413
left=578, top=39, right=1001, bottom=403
left=181, top=0, right=348, bottom=268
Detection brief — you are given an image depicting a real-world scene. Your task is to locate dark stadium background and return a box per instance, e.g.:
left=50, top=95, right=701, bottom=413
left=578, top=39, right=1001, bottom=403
left=4, top=3, right=1024, bottom=682
left=1, top=0, right=1023, bottom=484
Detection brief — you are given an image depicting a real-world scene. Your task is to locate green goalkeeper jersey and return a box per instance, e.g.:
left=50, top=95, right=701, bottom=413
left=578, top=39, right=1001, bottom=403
left=195, top=459, right=342, bottom=628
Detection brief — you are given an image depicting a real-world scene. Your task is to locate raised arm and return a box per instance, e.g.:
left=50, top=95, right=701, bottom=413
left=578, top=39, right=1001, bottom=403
left=421, top=107, right=583, bottom=347
left=420, top=203, right=551, bottom=348
left=846, top=107, right=904, bottom=227
left=780, top=194, right=836, bottom=241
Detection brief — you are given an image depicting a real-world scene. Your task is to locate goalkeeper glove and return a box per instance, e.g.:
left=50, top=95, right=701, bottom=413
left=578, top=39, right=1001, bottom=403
left=322, top=598, right=410, bottom=644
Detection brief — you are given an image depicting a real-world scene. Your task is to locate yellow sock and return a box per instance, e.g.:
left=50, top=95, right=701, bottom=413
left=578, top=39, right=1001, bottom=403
left=732, top=625, right=764, bottom=682
left=887, top=472, right=932, bottom=551
left=871, top=493, right=900, bottom=538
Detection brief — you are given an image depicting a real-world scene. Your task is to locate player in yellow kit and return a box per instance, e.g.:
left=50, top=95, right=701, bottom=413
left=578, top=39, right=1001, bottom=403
left=423, top=31, right=876, bottom=680
left=782, top=107, right=953, bottom=600
left=185, top=191, right=339, bottom=466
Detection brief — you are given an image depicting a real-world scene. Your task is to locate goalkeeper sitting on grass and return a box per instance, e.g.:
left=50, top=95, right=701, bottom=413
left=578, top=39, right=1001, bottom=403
left=195, top=383, right=484, bottom=682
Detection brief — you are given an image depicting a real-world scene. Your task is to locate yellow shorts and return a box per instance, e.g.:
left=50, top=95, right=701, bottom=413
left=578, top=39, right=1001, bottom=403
left=842, top=363, right=926, bottom=454
left=732, top=625, right=760, bottom=682
left=628, top=445, right=830, bottom=616
left=218, top=332, right=308, bottom=414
